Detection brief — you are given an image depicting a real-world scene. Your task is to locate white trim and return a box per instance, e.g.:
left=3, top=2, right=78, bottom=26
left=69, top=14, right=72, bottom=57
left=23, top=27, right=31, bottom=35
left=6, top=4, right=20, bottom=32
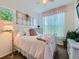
left=0, top=51, right=12, bottom=58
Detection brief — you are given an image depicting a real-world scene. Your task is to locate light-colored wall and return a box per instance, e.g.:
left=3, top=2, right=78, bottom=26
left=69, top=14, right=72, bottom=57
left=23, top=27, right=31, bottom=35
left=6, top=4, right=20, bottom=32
left=74, top=1, right=79, bottom=29
left=58, top=4, right=76, bottom=45
left=65, top=4, right=75, bottom=32
left=66, top=2, right=79, bottom=32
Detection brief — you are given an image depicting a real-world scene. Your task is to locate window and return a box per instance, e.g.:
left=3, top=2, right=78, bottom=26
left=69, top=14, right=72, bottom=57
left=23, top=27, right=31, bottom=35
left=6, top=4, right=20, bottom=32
left=30, top=17, right=38, bottom=27
left=43, top=13, right=65, bottom=37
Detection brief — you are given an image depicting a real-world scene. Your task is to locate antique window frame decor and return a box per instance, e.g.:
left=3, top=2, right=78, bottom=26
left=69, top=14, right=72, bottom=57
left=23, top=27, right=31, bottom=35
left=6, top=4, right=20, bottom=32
left=16, top=11, right=30, bottom=25
left=76, top=3, right=79, bottom=18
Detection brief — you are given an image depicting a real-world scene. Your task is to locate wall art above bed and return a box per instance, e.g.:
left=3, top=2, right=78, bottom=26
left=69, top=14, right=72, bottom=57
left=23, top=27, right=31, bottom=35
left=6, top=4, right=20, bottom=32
left=16, top=11, right=30, bottom=25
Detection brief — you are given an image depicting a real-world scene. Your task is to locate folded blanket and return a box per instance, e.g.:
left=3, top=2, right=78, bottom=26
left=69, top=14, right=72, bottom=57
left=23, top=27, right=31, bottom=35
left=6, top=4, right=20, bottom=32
left=36, top=37, right=49, bottom=44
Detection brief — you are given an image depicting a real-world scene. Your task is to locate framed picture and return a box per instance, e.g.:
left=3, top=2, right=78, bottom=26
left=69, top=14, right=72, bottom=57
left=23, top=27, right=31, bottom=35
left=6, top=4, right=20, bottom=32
left=16, top=11, right=30, bottom=25
left=76, top=3, right=79, bottom=18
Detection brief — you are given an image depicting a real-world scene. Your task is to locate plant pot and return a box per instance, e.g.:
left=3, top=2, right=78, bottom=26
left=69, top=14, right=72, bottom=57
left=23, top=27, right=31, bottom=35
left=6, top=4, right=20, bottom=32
left=75, top=38, right=79, bottom=42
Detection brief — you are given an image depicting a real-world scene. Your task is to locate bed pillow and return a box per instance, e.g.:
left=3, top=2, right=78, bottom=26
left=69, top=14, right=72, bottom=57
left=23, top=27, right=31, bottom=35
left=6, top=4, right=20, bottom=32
left=29, top=28, right=37, bottom=36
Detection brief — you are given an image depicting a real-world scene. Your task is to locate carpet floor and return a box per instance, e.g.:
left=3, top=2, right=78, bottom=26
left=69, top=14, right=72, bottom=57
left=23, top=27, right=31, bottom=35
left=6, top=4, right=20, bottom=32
left=54, top=45, right=68, bottom=59
left=0, top=45, right=68, bottom=59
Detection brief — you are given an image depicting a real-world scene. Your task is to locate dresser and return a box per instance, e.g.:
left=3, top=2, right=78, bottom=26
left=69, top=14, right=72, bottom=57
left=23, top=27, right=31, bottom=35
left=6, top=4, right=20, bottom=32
left=67, top=39, right=79, bottom=59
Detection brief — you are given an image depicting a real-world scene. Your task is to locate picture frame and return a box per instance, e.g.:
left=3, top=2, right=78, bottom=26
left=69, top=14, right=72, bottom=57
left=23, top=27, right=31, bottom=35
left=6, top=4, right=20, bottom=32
left=16, top=11, right=30, bottom=25
left=76, top=3, right=79, bottom=18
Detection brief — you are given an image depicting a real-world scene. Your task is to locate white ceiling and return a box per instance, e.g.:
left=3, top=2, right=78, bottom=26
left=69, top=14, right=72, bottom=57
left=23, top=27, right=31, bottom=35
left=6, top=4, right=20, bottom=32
left=0, top=0, right=75, bottom=17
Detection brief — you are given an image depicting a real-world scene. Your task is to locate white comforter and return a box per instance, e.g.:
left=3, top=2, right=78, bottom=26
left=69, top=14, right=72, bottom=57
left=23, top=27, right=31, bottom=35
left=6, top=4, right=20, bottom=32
left=14, top=34, right=56, bottom=59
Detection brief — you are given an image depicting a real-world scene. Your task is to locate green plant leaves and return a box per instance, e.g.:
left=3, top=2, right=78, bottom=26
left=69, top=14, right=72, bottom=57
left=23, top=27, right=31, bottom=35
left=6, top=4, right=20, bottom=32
left=0, top=7, right=13, bottom=21
left=66, top=31, right=79, bottom=39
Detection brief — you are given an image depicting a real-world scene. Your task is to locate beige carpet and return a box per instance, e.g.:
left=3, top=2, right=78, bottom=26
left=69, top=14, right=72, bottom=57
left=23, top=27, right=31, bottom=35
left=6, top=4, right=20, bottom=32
left=54, top=45, right=68, bottom=59
left=0, top=45, right=68, bottom=59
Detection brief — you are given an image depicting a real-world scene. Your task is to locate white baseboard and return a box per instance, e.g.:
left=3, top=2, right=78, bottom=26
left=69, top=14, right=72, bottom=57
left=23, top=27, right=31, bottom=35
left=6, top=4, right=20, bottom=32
left=0, top=51, right=12, bottom=58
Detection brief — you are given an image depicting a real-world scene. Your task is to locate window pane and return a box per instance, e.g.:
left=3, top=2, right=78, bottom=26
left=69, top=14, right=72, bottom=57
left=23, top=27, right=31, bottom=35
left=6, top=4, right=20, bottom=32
left=30, top=17, right=38, bottom=27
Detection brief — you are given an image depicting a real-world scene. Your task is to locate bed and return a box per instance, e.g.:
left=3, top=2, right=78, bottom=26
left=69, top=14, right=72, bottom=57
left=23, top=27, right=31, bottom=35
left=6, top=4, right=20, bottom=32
left=14, top=28, right=56, bottom=59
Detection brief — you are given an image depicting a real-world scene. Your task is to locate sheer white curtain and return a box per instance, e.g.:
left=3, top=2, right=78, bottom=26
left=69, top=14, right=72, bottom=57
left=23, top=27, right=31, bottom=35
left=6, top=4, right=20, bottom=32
left=42, top=13, right=65, bottom=37
left=42, top=5, right=67, bottom=37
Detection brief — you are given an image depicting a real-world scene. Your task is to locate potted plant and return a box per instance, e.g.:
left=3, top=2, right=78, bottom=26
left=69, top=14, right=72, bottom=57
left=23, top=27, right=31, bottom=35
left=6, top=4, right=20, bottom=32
left=64, top=31, right=79, bottom=49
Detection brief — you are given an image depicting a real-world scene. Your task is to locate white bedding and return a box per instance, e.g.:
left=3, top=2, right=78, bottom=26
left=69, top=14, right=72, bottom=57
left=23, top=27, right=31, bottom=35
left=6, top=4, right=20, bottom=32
left=14, top=34, right=56, bottom=59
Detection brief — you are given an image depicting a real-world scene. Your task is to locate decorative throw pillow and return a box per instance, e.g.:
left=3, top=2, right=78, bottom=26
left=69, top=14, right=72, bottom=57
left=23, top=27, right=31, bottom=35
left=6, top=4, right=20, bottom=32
left=29, top=28, right=37, bottom=36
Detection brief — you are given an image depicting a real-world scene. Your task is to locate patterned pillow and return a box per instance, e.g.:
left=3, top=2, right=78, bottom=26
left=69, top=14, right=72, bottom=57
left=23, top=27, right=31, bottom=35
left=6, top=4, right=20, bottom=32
left=29, top=28, right=37, bottom=36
